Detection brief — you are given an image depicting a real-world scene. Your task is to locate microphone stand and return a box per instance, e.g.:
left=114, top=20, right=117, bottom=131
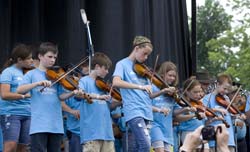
left=80, top=9, right=94, bottom=73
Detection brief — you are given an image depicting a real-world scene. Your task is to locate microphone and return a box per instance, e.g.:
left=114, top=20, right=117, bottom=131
left=80, top=9, right=94, bottom=57
left=80, top=9, right=88, bottom=24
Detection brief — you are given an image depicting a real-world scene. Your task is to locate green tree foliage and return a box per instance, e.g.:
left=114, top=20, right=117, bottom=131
left=206, top=0, right=250, bottom=89
left=196, top=0, right=232, bottom=71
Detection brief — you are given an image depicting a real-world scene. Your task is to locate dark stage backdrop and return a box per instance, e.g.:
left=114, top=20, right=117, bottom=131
left=0, top=0, right=194, bottom=86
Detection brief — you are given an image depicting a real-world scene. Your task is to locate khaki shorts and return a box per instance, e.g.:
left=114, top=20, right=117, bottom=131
left=83, top=140, right=115, bottom=152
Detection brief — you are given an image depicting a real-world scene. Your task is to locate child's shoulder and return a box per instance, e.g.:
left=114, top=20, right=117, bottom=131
left=79, top=75, right=92, bottom=82
left=25, top=68, right=42, bottom=75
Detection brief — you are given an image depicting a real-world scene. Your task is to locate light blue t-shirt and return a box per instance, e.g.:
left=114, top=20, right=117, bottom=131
left=203, top=93, right=235, bottom=147
left=178, top=108, right=205, bottom=132
left=112, top=57, right=153, bottom=122
left=64, top=92, right=81, bottom=136
left=20, top=68, right=64, bottom=135
left=150, top=85, right=177, bottom=145
left=79, top=76, right=114, bottom=144
left=0, top=65, right=30, bottom=116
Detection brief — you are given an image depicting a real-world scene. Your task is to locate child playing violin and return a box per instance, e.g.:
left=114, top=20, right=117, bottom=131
left=202, top=73, right=237, bottom=152
left=78, top=52, right=120, bottom=152
left=0, top=44, right=33, bottom=152
left=112, top=36, right=153, bottom=152
left=149, top=61, right=180, bottom=152
left=175, top=77, right=208, bottom=152
left=16, top=42, right=79, bottom=152
left=228, top=86, right=247, bottom=152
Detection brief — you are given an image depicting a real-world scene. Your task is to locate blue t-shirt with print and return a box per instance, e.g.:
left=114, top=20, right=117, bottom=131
left=0, top=65, right=31, bottom=116
left=20, top=68, right=64, bottom=135
left=150, top=85, right=177, bottom=145
left=79, top=76, right=114, bottom=144
left=112, top=57, right=153, bottom=122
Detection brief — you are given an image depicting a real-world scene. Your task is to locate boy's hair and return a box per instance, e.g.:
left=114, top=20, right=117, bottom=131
left=1, top=44, right=32, bottom=73
left=91, top=52, right=112, bottom=70
left=133, top=36, right=153, bottom=49
left=38, top=42, right=58, bottom=56
left=216, top=73, right=232, bottom=85
left=157, top=61, right=179, bottom=86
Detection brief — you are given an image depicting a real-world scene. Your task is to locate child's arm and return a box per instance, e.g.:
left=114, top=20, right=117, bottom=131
left=59, top=90, right=78, bottom=101
left=17, top=80, right=51, bottom=94
left=113, top=76, right=152, bottom=94
left=61, top=101, right=80, bottom=119
left=149, top=87, right=176, bottom=99
left=1, top=84, right=31, bottom=100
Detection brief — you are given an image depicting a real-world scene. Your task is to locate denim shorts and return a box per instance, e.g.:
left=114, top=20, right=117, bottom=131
left=0, top=115, right=31, bottom=144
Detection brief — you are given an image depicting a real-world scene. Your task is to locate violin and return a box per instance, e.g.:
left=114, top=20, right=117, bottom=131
left=95, top=76, right=122, bottom=102
left=133, top=62, right=187, bottom=107
left=234, top=99, right=246, bottom=112
left=232, top=94, right=246, bottom=113
left=190, top=100, right=230, bottom=128
left=44, top=66, right=93, bottom=103
left=215, top=94, right=241, bottom=115
left=39, top=56, right=88, bottom=91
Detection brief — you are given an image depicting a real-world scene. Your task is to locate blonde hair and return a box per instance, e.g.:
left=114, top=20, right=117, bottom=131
left=133, top=36, right=153, bottom=49
left=157, top=61, right=179, bottom=86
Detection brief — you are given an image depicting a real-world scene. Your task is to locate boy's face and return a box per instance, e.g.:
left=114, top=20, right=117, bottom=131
left=217, top=82, right=231, bottom=95
left=134, top=45, right=152, bottom=63
left=39, top=51, right=58, bottom=68
left=96, top=65, right=109, bottom=78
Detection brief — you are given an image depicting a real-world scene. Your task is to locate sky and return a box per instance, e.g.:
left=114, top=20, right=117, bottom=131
left=186, top=0, right=250, bottom=52
left=186, top=0, right=250, bottom=28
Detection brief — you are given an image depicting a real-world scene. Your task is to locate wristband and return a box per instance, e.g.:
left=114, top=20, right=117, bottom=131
left=139, top=85, right=143, bottom=90
left=21, top=94, right=25, bottom=99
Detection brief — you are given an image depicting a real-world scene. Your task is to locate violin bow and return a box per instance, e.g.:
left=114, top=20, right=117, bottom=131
left=226, top=85, right=242, bottom=112
left=150, top=54, right=159, bottom=85
left=180, top=79, right=194, bottom=99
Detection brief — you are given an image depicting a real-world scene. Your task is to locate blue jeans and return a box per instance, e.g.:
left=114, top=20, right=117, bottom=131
left=122, top=131, right=136, bottom=152
left=68, top=132, right=82, bottom=152
left=0, top=115, right=30, bottom=144
left=127, top=117, right=151, bottom=152
left=30, top=133, right=63, bottom=152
